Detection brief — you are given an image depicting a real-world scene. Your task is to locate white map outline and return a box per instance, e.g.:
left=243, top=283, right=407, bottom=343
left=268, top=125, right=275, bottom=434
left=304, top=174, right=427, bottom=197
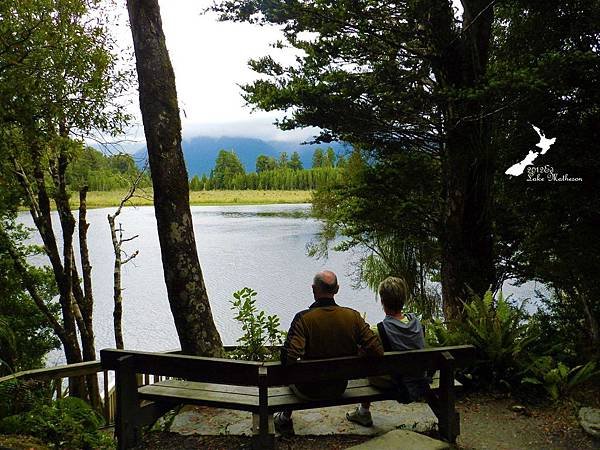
left=505, top=124, right=556, bottom=176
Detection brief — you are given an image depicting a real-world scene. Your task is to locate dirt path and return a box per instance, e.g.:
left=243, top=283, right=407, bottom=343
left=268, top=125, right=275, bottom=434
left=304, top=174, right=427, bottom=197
left=457, top=393, right=600, bottom=450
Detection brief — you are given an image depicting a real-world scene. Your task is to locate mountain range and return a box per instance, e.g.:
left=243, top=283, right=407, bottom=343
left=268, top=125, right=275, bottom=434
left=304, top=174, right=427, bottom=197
left=132, top=136, right=349, bottom=177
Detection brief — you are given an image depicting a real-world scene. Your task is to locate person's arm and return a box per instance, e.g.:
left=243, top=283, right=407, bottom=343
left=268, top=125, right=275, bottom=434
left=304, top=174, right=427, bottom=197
left=355, top=314, right=384, bottom=356
left=280, top=312, right=307, bottom=366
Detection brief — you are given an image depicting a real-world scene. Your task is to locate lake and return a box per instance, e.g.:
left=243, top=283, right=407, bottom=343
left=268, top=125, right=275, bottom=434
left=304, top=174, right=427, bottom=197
left=18, top=203, right=543, bottom=366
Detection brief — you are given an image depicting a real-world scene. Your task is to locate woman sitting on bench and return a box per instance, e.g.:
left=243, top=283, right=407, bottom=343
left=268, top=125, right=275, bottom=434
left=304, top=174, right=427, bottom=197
left=346, top=276, right=430, bottom=427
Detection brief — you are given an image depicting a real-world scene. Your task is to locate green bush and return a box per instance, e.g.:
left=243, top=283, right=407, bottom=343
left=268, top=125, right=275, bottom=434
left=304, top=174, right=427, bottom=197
left=0, top=379, right=52, bottom=420
left=527, top=290, right=599, bottom=364
left=0, top=397, right=114, bottom=449
left=521, top=357, right=598, bottom=401
left=427, top=290, right=536, bottom=387
left=229, top=287, right=286, bottom=361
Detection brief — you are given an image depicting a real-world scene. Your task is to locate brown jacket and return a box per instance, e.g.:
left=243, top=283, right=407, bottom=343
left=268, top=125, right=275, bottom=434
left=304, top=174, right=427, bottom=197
left=281, top=298, right=384, bottom=398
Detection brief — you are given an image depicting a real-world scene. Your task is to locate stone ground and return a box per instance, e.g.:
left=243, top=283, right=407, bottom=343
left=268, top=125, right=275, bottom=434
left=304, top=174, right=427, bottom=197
left=169, top=401, right=437, bottom=437
left=131, top=387, right=600, bottom=450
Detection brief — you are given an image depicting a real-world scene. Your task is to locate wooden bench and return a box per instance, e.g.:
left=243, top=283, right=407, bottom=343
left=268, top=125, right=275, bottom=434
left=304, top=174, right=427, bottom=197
left=101, top=345, right=474, bottom=450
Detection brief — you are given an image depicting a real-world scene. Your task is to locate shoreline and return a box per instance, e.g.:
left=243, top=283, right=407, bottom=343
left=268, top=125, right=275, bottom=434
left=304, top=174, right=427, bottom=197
left=18, top=189, right=313, bottom=210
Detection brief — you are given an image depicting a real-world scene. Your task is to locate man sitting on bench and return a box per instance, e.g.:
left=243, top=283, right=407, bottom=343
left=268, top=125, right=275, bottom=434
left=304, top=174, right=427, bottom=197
left=274, top=270, right=384, bottom=436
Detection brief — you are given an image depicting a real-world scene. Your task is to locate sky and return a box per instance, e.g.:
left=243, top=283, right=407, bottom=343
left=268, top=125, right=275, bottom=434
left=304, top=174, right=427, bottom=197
left=111, top=1, right=463, bottom=149
left=112, top=0, right=318, bottom=147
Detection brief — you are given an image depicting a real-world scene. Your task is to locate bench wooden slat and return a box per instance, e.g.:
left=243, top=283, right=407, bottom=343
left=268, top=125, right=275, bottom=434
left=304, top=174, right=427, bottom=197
left=149, top=380, right=260, bottom=397
left=139, top=383, right=260, bottom=412
left=266, top=386, right=391, bottom=412
left=146, top=380, right=304, bottom=398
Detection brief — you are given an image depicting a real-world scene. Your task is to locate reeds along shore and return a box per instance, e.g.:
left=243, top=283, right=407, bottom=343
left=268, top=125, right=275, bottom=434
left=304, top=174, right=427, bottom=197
left=64, top=190, right=313, bottom=209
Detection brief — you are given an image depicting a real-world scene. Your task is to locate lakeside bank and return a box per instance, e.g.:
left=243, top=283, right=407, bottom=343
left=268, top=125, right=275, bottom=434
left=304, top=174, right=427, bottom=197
left=19, top=190, right=313, bottom=210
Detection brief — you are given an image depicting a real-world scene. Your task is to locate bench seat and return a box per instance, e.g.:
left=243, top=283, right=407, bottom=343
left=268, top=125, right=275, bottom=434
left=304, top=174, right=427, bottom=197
left=138, top=373, right=461, bottom=413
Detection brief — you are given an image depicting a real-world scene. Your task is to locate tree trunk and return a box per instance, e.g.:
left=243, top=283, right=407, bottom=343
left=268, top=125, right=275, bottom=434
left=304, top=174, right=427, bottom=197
left=108, top=214, right=125, bottom=350
left=441, top=115, right=495, bottom=319
left=78, top=187, right=101, bottom=411
left=51, top=135, right=101, bottom=404
left=126, top=0, right=224, bottom=356
left=12, top=135, right=88, bottom=398
left=572, top=285, right=600, bottom=358
left=431, top=0, right=496, bottom=319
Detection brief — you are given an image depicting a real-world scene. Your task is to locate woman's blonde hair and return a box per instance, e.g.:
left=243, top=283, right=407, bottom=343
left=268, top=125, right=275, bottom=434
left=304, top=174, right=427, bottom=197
left=378, top=276, right=409, bottom=313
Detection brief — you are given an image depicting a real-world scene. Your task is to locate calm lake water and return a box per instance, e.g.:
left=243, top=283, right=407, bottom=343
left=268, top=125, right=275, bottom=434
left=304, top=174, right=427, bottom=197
left=18, top=204, right=542, bottom=366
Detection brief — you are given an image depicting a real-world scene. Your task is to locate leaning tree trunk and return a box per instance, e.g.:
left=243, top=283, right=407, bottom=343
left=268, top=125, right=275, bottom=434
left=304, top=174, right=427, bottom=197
left=432, top=0, right=497, bottom=320
left=17, top=137, right=86, bottom=398
left=77, top=188, right=101, bottom=411
left=50, top=135, right=101, bottom=406
left=127, top=0, right=224, bottom=356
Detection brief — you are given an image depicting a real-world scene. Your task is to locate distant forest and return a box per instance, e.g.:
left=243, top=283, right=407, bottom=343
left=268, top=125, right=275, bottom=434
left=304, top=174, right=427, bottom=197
left=190, top=148, right=347, bottom=190
left=70, top=146, right=346, bottom=191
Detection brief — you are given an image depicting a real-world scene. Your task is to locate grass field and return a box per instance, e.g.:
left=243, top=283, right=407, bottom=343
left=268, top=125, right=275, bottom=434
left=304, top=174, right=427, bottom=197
left=70, top=190, right=313, bottom=209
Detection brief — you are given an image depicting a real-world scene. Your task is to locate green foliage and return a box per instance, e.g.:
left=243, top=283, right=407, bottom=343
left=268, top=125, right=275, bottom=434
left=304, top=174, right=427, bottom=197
left=66, top=146, right=150, bottom=191
left=527, top=291, right=599, bottom=364
left=0, top=379, right=52, bottom=420
left=206, top=161, right=342, bottom=191
left=324, top=148, right=336, bottom=168
left=256, top=154, right=277, bottom=173
left=212, top=150, right=246, bottom=189
left=277, top=151, right=289, bottom=168
left=310, top=150, right=441, bottom=314
left=0, top=0, right=131, bottom=137
left=289, top=151, right=303, bottom=170
left=195, top=147, right=344, bottom=191
left=0, top=316, right=16, bottom=373
left=427, top=291, right=536, bottom=386
left=0, top=221, right=60, bottom=375
left=189, top=175, right=202, bottom=191
left=213, top=0, right=600, bottom=325
left=229, top=288, right=286, bottom=361
left=312, top=148, right=324, bottom=168
left=0, top=397, right=113, bottom=449
left=521, top=357, right=598, bottom=401
left=356, top=237, right=441, bottom=319
left=490, top=1, right=600, bottom=356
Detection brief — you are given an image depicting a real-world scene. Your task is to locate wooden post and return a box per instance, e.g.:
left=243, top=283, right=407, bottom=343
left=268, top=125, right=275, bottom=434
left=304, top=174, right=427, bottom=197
left=54, top=378, right=62, bottom=399
left=437, top=351, right=459, bottom=443
left=252, top=366, right=274, bottom=450
left=115, top=355, right=140, bottom=450
left=103, top=370, right=110, bottom=424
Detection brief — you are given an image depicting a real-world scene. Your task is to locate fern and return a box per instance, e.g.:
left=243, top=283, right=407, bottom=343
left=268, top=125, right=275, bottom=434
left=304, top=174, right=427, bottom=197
left=430, top=290, right=536, bottom=386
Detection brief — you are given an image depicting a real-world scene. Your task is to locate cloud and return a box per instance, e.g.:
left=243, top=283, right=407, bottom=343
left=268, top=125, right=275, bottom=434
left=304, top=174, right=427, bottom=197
left=182, top=116, right=320, bottom=142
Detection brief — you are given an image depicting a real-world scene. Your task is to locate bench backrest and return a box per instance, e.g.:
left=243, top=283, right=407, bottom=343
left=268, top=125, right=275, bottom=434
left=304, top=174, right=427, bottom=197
left=101, top=345, right=474, bottom=387
left=101, top=349, right=263, bottom=386
left=264, top=345, right=474, bottom=386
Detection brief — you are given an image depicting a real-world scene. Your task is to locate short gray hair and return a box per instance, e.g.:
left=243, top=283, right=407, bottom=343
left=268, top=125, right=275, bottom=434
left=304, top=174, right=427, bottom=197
left=313, top=271, right=338, bottom=294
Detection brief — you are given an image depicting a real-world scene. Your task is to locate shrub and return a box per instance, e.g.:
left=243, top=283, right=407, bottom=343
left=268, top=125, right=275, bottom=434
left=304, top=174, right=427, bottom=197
left=0, top=397, right=114, bottom=449
left=527, top=290, right=599, bottom=364
left=427, top=290, right=536, bottom=387
left=229, top=287, right=286, bottom=361
left=521, top=357, right=598, bottom=401
left=0, top=379, right=52, bottom=420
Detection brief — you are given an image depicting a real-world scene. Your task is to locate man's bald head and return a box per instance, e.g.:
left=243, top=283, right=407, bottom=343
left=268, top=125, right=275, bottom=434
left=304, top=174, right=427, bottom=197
left=312, top=270, right=339, bottom=298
